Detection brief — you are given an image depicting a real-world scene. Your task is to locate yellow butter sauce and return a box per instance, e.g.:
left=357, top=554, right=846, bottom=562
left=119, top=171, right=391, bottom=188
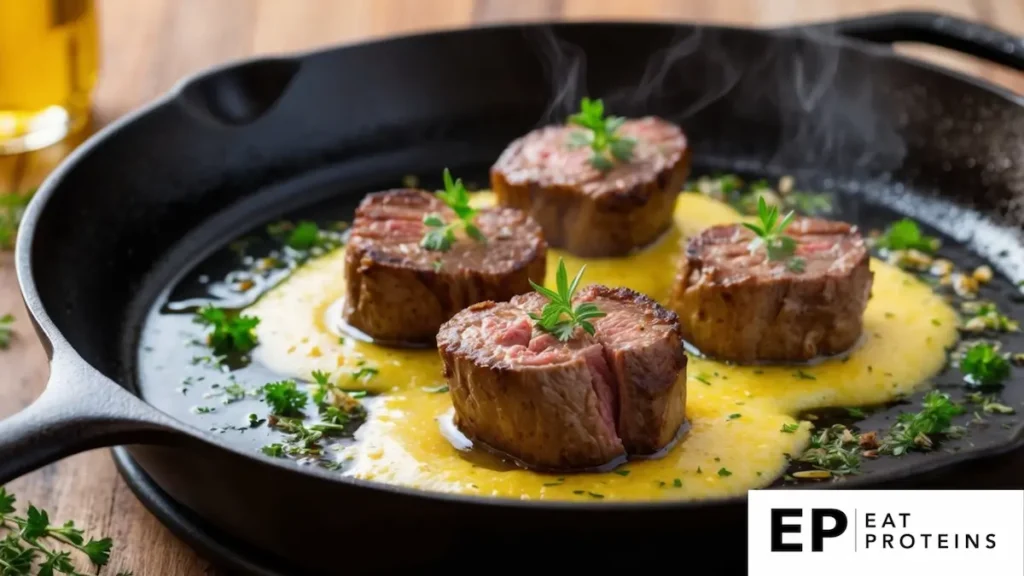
left=247, top=192, right=958, bottom=501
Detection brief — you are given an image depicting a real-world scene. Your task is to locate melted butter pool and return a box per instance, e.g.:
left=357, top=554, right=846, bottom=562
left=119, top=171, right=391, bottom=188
left=246, top=192, right=959, bottom=501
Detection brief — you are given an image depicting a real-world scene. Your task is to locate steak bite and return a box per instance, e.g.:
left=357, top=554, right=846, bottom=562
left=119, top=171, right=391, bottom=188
left=671, top=217, right=873, bottom=364
left=437, top=285, right=687, bottom=471
left=490, top=116, right=690, bottom=258
left=578, top=285, right=688, bottom=455
left=343, top=188, right=546, bottom=345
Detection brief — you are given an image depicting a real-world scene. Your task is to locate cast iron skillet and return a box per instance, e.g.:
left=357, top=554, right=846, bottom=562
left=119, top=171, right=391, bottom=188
left=2, top=11, right=1023, bottom=573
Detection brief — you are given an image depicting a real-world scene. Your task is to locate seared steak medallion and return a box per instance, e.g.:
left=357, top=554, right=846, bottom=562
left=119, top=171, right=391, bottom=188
left=436, top=287, right=687, bottom=470
left=490, top=117, right=691, bottom=258
left=343, top=189, right=546, bottom=344
left=671, top=218, right=873, bottom=363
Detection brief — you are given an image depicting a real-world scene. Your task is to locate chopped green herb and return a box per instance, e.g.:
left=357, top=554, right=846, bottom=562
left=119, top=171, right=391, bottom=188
left=960, top=301, right=1019, bottom=333
left=798, top=424, right=861, bottom=475
left=727, top=413, right=741, bottom=420
left=0, top=189, right=35, bottom=251
left=874, top=218, right=940, bottom=253
left=191, top=406, right=215, bottom=415
left=880, top=391, right=964, bottom=455
left=529, top=258, right=605, bottom=342
left=846, top=407, right=866, bottom=418
left=194, top=305, right=260, bottom=356
left=420, top=168, right=484, bottom=252
left=0, top=314, right=13, bottom=349
left=261, top=444, right=285, bottom=457
left=287, top=221, right=320, bottom=250
left=691, top=373, right=713, bottom=386
left=960, top=342, right=1011, bottom=387
left=780, top=423, right=799, bottom=433
left=984, top=401, right=1015, bottom=415
left=717, top=468, right=732, bottom=477
left=261, top=381, right=308, bottom=417
left=786, top=257, right=805, bottom=273
left=247, top=413, right=265, bottom=428
left=587, top=492, right=605, bottom=499
left=672, top=478, right=682, bottom=488
left=613, top=469, right=630, bottom=477
left=566, top=97, right=635, bottom=171
left=351, top=366, right=379, bottom=382
left=222, top=383, right=247, bottom=404
left=794, top=370, right=816, bottom=380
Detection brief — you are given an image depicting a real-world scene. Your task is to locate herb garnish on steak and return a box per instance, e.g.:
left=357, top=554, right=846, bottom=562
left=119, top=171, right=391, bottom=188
left=437, top=260, right=687, bottom=470
left=342, top=175, right=546, bottom=344
left=672, top=215, right=873, bottom=363
left=491, top=98, right=690, bottom=257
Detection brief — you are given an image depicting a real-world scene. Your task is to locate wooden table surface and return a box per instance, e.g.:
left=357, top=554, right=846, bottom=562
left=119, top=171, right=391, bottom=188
left=0, top=0, right=1021, bottom=573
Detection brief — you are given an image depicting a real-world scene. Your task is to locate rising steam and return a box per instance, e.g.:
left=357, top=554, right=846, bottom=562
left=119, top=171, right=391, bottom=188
left=522, top=22, right=907, bottom=175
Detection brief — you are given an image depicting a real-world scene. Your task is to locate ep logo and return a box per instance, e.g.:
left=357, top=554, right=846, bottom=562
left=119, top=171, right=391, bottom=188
left=770, top=508, right=848, bottom=552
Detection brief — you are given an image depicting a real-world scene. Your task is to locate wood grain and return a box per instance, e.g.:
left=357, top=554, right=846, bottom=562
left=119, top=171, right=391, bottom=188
left=0, top=0, right=1020, bottom=573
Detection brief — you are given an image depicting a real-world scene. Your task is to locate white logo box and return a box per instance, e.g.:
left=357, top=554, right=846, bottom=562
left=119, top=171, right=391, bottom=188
left=748, top=489, right=1024, bottom=576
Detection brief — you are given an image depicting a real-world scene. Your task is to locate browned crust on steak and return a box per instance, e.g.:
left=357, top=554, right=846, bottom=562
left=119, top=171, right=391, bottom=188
left=343, top=189, right=546, bottom=343
left=437, top=285, right=687, bottom=470
left=670, top=218, right=873, bottom=363
left=490, top=117, right=691, bottom=257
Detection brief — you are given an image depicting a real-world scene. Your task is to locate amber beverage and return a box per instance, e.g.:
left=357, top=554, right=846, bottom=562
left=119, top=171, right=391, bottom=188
left=0, top=0, right=99, bottom=154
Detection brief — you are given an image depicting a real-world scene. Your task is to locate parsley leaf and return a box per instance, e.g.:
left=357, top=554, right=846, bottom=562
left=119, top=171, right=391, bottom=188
left=194, top=305, right=260, bottom=356
left=875, top=218, right=940, bottom=253
left=286, top=221, right=321, bottom=250
left=420, top=168, right=485, bottom=252
left=567, top=97, right=636, bottom=171
left=960, top=342, right=1011, bottom=387
left=528, top=258, right=606, bottom=342
left=0, top=487, right=14, bottom=515
left=261, top=381, right=308, bottom=417
left=742, top=196, right=798, bottom=263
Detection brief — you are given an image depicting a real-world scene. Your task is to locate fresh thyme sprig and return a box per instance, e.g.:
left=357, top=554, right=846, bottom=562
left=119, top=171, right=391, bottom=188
left=528, top=258, right=605, bottom=342
left=743, top=196, right=799, bottom=263
left=0, top=487, right=131, bottom=575
left=420, top=169, right=485, bottom=252
left=567, top=98, right=635, bottom=172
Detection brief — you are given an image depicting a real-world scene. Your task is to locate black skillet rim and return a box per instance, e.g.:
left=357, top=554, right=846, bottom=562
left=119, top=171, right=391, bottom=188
left=16, top=16, right=1024, bottom=512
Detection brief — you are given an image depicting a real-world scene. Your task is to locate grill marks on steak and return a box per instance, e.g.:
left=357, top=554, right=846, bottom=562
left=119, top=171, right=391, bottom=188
left=437, top=288, right=687, bottom=470
left=343, top=189, right=546, bottom=344
left=671, top=218, right=874, bottom=363
left=490, top=117, right=691, bottom=257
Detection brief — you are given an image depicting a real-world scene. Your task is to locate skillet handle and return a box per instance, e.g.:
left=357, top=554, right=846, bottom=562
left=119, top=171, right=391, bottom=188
left=0, top=350, right=182, bottom=485
left=798, top=11, right=1024, bottom=72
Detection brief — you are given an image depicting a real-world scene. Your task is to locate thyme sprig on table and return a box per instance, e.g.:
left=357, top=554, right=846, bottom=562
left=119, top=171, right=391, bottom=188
left=0, top=487, right=131, bottom=575
left=528, top=258, right=605, bottom=342
left=743, top=196, right=801, bottom=267
left=567, top=97, right=635, bottom=172
left=420, top=169, right=485, bottom=252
